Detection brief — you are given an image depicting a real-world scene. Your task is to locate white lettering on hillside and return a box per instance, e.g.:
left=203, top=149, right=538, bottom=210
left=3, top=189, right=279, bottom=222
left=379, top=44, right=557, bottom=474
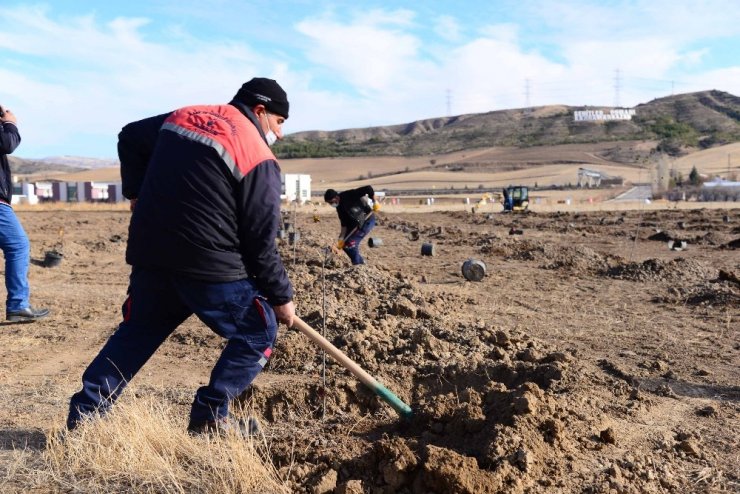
left=573, top=109, right=636, bottom=121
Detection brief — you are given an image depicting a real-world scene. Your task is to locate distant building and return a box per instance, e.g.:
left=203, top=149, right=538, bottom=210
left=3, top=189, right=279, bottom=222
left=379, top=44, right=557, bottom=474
left=701, top=178, right=740, bottom=201
left=573, top=109, right=636, bottom=121
left=11, top=182, right=39, bottom=205
left=702, top=178, right=740, bottom=188
left=11, top=180, right=124, bottom=204
left=281, top=173, right=311, bottom=204
left=577, top=168, right=624, bottom=187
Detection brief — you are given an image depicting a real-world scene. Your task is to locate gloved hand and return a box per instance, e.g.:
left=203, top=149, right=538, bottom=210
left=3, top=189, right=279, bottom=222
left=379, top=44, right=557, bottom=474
left=336, top=239, right=345, bottom=250
left=372, top=202, right=381, bottom=211
left=360, top=195, right=373, bottom=209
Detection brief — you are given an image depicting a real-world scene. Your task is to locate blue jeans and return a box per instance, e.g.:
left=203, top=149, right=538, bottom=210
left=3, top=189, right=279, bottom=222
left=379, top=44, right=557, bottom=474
left=344, top=215, right=375, bottom=265
left=67, top=267, right=278, bottom=429
left=0, top=204, right=30, bottom=312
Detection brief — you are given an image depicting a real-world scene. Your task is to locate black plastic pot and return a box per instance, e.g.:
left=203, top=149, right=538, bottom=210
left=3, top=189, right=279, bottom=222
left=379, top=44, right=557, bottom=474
left=462, top=259, right=486, bottom=281
left=421, top=243, right=435, bottom=256
left=43, top=250, right=63, bottom=268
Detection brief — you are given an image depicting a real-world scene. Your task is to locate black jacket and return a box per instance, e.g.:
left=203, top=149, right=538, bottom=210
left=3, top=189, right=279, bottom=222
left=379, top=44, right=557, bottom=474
left=336, top=186, right=375, bottom=229
left=119, top=101, right=293, bottom=305
left=0, top=122, right=21, bottom=203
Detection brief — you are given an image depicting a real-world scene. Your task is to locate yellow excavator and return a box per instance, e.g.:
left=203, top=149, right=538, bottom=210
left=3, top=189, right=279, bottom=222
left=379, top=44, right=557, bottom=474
left=502, top=185, right=529, bottom=212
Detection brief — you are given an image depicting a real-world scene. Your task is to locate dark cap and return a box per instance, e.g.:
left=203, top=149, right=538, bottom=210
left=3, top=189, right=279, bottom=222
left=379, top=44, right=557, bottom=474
left=324, top=189, right=339, bottom=202
left=233, top=77, right=289, bottom=119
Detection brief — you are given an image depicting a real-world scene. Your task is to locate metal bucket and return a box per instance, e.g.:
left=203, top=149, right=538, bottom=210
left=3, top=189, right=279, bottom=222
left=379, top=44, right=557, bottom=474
left=421, top=243, right=435, bottom=256
left=462, top=258, right=486, bottom=281
left=368, top=237, right=383, bottom=247
left=43, top=250, right=63, bottom=268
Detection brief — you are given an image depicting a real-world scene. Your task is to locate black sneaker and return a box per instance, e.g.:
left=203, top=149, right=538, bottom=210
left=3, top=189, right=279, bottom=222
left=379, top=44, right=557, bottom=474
left=187, top=414, right=261, bottom=438
left=6, top=306, right=50, bottom=323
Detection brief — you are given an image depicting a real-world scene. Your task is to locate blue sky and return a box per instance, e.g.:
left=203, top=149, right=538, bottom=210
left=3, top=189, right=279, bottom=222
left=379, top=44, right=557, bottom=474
left=1, top=0, right=739, bottom=159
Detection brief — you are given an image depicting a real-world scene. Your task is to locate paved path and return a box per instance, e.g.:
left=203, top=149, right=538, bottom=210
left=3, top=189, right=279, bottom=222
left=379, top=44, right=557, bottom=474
left=610, top=185, right=652, bottom=202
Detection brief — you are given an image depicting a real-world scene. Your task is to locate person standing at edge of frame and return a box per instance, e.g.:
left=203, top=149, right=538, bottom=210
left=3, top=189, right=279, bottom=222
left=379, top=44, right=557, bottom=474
left=66, top=78, right=295, bottom=436
left=0, top=104, right=50, bottom=323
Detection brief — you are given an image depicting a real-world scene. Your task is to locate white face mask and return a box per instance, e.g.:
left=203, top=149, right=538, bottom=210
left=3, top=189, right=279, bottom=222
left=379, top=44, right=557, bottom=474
left=265, top=129, right=278, bottom=147
left=262, top=112, right=278, bottom=146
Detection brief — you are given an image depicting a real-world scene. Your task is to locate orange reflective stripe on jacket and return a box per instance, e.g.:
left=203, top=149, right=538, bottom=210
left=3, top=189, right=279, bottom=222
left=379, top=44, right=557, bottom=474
left=161, top=105, right=275, bottom=180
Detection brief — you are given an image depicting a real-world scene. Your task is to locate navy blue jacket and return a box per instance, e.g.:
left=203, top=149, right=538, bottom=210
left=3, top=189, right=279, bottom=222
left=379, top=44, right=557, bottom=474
left=0, top=122, right=21, bottom=203
left=118, top=101, right=293, bottom=305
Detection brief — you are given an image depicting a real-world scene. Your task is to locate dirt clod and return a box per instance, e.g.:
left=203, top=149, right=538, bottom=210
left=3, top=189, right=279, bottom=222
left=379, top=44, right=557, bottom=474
left=600, top=427, right=617, bottom=445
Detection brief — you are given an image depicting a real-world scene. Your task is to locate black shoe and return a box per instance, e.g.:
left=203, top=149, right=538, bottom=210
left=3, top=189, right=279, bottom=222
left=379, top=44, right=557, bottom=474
left=6, top=306, right=50, bottom=323
left=187, top=414, right=261, bottom=438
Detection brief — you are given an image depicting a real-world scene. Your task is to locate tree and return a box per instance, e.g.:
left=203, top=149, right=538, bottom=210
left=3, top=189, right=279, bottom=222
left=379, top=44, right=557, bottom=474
left=689, top=166, right=702, bottom=186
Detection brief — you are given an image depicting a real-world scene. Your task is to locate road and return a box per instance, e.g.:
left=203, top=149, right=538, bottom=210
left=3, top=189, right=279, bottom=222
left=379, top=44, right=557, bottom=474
left=609, top=185, right=653, bottom=202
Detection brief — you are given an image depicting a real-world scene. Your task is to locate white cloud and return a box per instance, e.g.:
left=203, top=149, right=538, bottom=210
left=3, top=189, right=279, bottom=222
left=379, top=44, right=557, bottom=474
left=527, top=0, right=740, bottom=43
left=686, top=66, right=740, bottom=95
left=433, top=15, right=461, bottom=42
left=443, top=36, right=566, bottom=112
left=295, top=11, right=423, bottom=95
left=0, top=5, right=273, bottom=157
left=479, top=23, right=520, bottom=45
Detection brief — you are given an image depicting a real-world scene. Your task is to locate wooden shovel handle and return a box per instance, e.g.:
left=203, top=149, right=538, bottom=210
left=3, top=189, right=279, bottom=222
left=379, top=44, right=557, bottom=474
left=291, top=316, right=413, bottom=419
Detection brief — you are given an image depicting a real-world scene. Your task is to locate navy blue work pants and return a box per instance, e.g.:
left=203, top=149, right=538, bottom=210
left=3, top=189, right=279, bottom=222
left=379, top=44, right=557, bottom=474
left=343, top=214, right=375, bottom=265
left=67, top=267, right=277, bottom=429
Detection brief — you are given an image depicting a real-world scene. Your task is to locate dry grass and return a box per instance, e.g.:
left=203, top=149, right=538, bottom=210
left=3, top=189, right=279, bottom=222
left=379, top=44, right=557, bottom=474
left=26, top=396, right=287, bottom=493
left=12, top=201, right=130, bottom=212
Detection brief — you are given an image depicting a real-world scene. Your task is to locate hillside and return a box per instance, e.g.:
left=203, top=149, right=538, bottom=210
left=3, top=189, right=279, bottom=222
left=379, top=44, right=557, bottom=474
left=8, top=155, right=86, bottom=175
left=275, top=90, right=740, bottom=159
left=11, top=90, right=740, bottom=195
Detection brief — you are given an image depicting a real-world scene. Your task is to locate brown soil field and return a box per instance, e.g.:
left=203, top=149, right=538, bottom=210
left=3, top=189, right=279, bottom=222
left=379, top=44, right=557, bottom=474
left=1, top=204, right=738, bottom=493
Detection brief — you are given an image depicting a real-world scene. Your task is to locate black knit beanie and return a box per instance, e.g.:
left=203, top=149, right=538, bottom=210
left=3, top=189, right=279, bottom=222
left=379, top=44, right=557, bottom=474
left=233, top=78, right=289, bottom=119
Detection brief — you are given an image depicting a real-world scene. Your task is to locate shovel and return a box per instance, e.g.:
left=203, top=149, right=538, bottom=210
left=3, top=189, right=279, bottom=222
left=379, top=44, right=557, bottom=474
left=332, top=211, right=375, bottom=254
left=292, top=316, right=413, bottom=420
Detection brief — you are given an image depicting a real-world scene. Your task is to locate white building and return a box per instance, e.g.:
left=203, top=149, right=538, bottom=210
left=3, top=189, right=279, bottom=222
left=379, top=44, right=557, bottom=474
left=12, top=180, right=125, bottom=203
left=10, top=182, right=39, bottom=205
left=281, top=174, right=311, bottom=204
left=703, top=178, right=740, bottom=188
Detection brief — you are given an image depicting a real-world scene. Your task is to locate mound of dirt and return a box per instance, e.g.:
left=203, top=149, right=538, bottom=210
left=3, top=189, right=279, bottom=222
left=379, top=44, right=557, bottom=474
left=496, top=238, right=622, bottom=274
left=654, top=280, right=740, bottom=308
left=604, top=257, right=714, bottom=283
left=647, top=230, right=673, bottom=242
left=693, top=231, right=733, bottom=246
left=721, top=237, right=740, bottom=249
left=252, top=263, right=591, bottom=492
